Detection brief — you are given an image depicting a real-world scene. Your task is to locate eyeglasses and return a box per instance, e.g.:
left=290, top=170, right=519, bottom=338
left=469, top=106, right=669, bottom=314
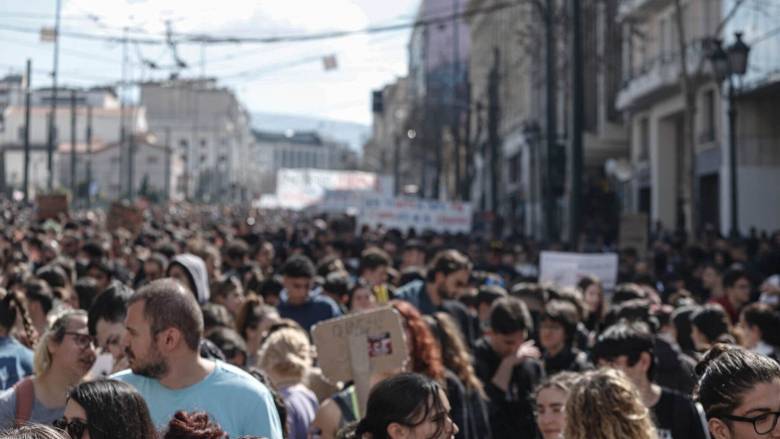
left=64, top=332, right=96, bottom=349
left=720, top=411, right=780, bottom=435
left=53, top=417, right=88, bottom=438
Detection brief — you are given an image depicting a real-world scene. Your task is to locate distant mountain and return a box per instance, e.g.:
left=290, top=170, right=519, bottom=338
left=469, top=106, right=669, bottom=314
left=251, top=112, right=370, bottom=153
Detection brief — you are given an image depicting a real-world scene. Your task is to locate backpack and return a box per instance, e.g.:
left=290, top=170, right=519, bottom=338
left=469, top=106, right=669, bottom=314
left=12, top=377, right=35, bottom=427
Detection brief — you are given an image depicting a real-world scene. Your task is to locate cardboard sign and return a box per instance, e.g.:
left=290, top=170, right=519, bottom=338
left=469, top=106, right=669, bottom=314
left=539, top=251, right=619, bottom=290
left=35, top=194, right=69, bottom=221
left=106, top=202, right=144, bottom=233
left=312, top=306, right=408, bottom=413
left=619, top=213, right=648, bottom=258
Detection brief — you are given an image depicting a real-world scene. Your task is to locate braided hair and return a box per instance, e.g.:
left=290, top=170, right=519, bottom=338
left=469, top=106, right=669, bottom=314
left=0, top=290, right=37, bottom=348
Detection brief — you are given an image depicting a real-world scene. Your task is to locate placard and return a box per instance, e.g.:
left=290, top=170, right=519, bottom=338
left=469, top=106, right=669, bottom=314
left=35, top=194, right=69, bottom=221
left=312, top=306, right=408, bottom=413
left=355, top=196, right=473, bottom=233
left=106, top=202, right=144, bottom=233
left=539, top=251, right=619, bottom=290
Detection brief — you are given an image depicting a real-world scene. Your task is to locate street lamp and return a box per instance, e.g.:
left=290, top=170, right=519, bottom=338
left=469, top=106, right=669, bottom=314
left=708, top=32, right=750, bottom=238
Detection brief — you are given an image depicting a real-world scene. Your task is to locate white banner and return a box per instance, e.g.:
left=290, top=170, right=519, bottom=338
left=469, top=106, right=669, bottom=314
left=274, top=169, right=393, bottom=210
left=356, top=196, right=473, bottom=234
left=539, top=251, right=619, bottom=290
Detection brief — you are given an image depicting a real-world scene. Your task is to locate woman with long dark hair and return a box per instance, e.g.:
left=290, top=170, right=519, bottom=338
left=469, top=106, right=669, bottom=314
left=55, top=379, right=157, bottom=439
left=344, top=373, right=458, bottom=439
left=696, top=344, right=780, bottom=438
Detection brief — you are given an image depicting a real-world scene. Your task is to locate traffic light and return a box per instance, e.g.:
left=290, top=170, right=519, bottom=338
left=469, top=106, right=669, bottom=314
left=550, top=143, right=566, bottom=198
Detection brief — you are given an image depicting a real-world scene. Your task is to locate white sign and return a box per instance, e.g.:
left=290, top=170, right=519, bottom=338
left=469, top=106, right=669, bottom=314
left=356, top=196, right=473, bottom=234
left=539, top=251, right=619, bottom=290
left=274, top=169, right=392, bottom=210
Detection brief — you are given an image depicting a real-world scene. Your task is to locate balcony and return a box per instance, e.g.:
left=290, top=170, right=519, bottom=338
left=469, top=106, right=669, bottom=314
left=616, top=44, right=708, bottom=111
left=618, top=0, right=673, bottom=20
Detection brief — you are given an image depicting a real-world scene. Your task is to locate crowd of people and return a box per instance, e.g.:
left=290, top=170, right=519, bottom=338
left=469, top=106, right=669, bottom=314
left=0, top=200, right=777, bottom=439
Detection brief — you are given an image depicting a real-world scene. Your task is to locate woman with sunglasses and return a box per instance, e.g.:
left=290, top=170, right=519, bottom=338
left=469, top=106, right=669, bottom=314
left=696, top=344, right=780, bottom=438
left=54, top=379, right=157, bottom=439
left=0, top=310, right=96, bottom=428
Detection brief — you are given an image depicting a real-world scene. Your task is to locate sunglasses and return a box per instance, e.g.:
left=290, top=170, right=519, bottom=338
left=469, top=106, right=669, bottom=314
left=53, top=417, right=88, bottom=438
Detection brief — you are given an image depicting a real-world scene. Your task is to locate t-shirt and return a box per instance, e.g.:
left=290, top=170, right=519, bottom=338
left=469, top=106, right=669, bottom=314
left=280, top=384, right=318, bottom=439
left=0, top=384, right=63, bottom=428
left=113, top=360, right=283, bottom=438
left=0, top=337, right=33, bottom=390
left=277, top=295, right=342, bottom=332
left=652, top=387, right=709, bottom=439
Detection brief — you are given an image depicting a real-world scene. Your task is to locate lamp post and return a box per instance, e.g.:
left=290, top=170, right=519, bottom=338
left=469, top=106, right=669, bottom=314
left=708, top=32, right=750, bottom=238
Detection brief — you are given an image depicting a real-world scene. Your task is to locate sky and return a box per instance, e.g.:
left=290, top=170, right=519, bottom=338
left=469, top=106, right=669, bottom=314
left=0, top=0, right=421, bottom=125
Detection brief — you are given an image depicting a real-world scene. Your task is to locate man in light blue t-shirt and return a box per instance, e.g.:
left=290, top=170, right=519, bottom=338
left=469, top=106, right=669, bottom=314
left=113, top=278, right=282, bottom=438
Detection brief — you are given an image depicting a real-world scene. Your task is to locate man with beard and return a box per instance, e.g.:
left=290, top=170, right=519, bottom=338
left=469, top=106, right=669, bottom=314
left=113, top=279, right=282, bottom=438
left=395, top=249, right=479, bottom=346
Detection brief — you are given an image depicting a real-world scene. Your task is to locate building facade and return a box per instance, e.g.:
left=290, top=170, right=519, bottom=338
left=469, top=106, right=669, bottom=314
left=140, top=79, right=256, bottom=202
left=618, top=0, right=780, bottom=235
left=253, top=129, right=358, bottom=195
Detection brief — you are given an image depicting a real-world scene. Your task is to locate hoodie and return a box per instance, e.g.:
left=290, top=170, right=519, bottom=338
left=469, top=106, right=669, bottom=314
left=168, top=253, right=210, bottom=304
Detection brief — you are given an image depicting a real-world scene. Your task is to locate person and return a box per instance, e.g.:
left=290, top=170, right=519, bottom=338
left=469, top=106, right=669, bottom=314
left=210, top=277, right=245, bottom=317
left=564, top=368, right=658, bottom=439
left=672, top=306, right=700, bottom=360
left=692, top=304, right=736, bottom=352
left=258, top=327, right=318, bottom=439
left=167, top=254, right=211, bottom=305
left=425, top=312, right=491, bottom=439
left=0, top=310, right=96, bottom=428
left=54, top=378, right=157, bottom=439
left=163, top=411, right=226, bottom=439
left=712, top=267, right=752, bottom=325
left=276, top=256, right=341, bottom=332
left=343, top=373, right=458, bottom=439
left=0, top=424, right=68, bottom=439
left=207, top=327, right=248, bottom=368
left=348, top=280, right=377, bottom=314
left=357, top=248, right=392, bottom=304
left=24, top=280, right=55, bottom=335
left=87, top=282, right=134, bottom=375
left=472, top=297, right=543, bottom=439
left=577, top=275, right=606, bottom=332
left=394, top=250, right=477, bottom=346
left=113, top=278, right=283, bottom=438
left=474, top=285, right=507, bottom=333
left=235, top=297, right=280, bottom=367
left=695, top=344, right=780, bottom=439
left=142, top=253, right=168, bottom=286
left=738, top=302, right=780, bottom=360
left=538, top=300, right=592, bottom=375
left=593, top=321, right=709, bottom=439
left=399, top=240, right=427, bottom=271
left=534, top=372, right=579, bottom=439
left=701, top=263, right=725, bottom=302
left=0, top=291, right=35, bottom=389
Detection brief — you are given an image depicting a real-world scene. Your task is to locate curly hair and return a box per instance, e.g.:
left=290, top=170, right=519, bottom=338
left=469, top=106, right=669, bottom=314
left=564, top=369, right=657, bottom=439
left=390, top=300, right=444, bottom=382
left=163, top=411, right=226, bottom=439
left=425, top=312, right=485, bottom=398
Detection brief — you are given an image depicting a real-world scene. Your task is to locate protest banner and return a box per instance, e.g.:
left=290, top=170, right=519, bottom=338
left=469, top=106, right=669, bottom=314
left=312, top=306, right=408, bottom=414
left=106, top=201, right=144, bottom=233
left=355, top=196, right=473, bottom=234
left=274, top=169, right=393, bottom=210
left=539, top=251, right=619, bottom=290
left=620, top=213, right=649, bottom=258
left=35, top=194, right=69, bottom=221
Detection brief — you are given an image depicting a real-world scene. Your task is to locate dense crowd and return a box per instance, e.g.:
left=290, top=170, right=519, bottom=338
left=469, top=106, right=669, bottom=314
left=0, top=200, right=778, bottom=439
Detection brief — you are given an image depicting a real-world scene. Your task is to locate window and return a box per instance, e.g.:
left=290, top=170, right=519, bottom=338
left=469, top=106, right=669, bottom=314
left=639, top=117, right=650, bottom=161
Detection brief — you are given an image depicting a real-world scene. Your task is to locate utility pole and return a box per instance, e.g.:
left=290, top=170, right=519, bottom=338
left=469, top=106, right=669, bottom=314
left=70, top=89, right=77, bottom=202
left=164, top=127, right=171, bottom=201
left=119, top=27, right=128, bottom=200
left=570, top=0, right=584, bottom=248
left=487, top=47, right=501, bottom=236
left=86, top=104, right=93, bottom=208
left=452, top=0, right=461, bottom=201
left=544, top=0, right=559, bottom=243
left=23, top=59, right=32, bottom=203
left=46, top=0, right=62, bottom=191
left=393, top=135, right=401, bottom=196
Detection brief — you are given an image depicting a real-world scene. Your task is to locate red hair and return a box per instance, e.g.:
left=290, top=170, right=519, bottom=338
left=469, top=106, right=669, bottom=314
left=390, top=300, right=445, bottom=381
left=163, top=411, right=226, bottom=439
